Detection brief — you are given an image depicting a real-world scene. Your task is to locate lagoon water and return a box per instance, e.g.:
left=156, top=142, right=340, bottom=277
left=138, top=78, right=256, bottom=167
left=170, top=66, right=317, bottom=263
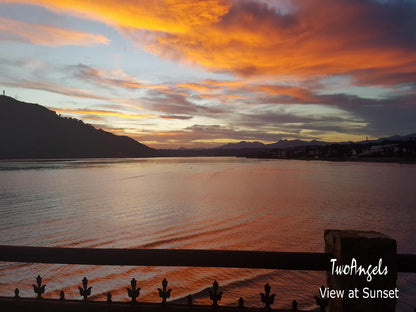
left=0, top=157, right=415, bottom=310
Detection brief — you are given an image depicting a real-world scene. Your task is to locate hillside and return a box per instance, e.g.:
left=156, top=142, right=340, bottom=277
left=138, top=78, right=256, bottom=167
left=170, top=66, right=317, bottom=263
left=0, top=96, right=156, bottom=159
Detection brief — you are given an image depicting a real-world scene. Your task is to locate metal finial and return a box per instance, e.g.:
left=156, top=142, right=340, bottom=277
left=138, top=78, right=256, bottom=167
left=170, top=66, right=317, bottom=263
left=59, top=290, right=65, bottom=301
left=209, top=280, right=223, bottom=307
left=106, top=291, right=112, bottom=303
left=78, top=277, right=92, bottom=302
left=127, top=278, right=141, bottom=303
left=33, top=275, right=46, bottom=299
left=14, top=288, right=20, bottom=299
left=158, top=278, right=172, bottom=304
left=260, top=283, right=275, bottom=311
left=238, top=297, right=245, bottom=309
left=292, top=299, right=298, bottom=311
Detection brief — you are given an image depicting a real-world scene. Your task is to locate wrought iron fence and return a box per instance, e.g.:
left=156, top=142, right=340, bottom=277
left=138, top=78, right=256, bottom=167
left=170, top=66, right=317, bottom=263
left=0, top=245, right=415, bottom=312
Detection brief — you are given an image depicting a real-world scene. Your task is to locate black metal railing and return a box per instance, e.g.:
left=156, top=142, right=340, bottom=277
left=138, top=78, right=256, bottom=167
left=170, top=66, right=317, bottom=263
left=2, top=245, right=415, bottom=270
left=0, top=245, right=415, bottom=312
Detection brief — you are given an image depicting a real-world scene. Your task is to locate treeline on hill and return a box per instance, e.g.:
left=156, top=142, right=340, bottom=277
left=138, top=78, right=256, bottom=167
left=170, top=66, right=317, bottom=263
left=0, top=96, right=157, bottom=159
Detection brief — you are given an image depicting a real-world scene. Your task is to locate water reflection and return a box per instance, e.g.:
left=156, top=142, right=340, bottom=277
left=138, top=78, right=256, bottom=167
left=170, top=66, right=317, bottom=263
left=0, top=158, right=415, bottom=310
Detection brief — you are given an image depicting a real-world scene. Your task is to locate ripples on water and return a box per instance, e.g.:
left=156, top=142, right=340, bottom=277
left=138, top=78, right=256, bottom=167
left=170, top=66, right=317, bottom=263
left=0, top=158, right=415, bottom=310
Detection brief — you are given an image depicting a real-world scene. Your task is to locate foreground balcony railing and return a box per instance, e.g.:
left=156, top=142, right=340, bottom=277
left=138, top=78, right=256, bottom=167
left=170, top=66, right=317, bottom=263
left=0, top=230, right=415, bottom=312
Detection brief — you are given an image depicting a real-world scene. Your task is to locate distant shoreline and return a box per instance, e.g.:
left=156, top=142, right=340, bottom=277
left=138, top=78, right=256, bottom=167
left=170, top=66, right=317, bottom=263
left=0, top=155, right=415, bottom=165
left=245, top=155, right=416, bottom=164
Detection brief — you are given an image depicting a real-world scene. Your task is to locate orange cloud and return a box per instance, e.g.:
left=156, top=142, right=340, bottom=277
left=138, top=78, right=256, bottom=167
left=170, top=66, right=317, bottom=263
left=142, top=1, right=415, bottom=81
left=176, top=82, right=218, bottom=92
left=203, top=79, right=245, bottom=89
left=6, top=0, right=416, bottom=86
left=198, top=93, right=248, bottom=104
left=254, top=85, right=317, bottom=103
left=0, top=17, right=109, bottom=46
left=155, top=131, right=187, bottom=137
left=130, top=0, right=416, bottom=85
left=53, top=108, right=155, bottom=119
left=6, top=0, right=231, bottom=33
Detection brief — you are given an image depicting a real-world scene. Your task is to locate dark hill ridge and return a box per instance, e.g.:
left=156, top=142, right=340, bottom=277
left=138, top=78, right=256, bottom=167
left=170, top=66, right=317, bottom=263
left=0, top=96, right=156, bottom=159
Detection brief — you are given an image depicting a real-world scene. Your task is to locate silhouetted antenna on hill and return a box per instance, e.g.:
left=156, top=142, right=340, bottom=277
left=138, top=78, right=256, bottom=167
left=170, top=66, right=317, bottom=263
left=2, top=90, right=4, bottom=96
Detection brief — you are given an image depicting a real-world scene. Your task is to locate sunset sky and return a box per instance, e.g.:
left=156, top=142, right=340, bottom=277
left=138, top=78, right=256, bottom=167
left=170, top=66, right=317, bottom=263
left=0, top=0, right=415, bottom=148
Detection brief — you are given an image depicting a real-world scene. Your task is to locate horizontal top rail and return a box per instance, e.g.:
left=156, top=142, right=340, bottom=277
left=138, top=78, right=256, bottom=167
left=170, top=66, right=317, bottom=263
left=0, top=245, right=330, bottom=270
left=0, top=245, right=415, bottom=272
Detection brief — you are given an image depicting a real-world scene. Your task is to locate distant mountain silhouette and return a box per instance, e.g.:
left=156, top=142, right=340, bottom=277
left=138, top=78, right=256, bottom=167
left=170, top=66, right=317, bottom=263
left=217, top=136, right=416, bottom=150
left=218, top=141, right=267, bottom=149
left=0, top=96, right=157, bottom=159
left=266, top=139, right=327, bottom=148
left=375, top=133, right=416, bottom=142
left=218, top=139, right=327, bottom=150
